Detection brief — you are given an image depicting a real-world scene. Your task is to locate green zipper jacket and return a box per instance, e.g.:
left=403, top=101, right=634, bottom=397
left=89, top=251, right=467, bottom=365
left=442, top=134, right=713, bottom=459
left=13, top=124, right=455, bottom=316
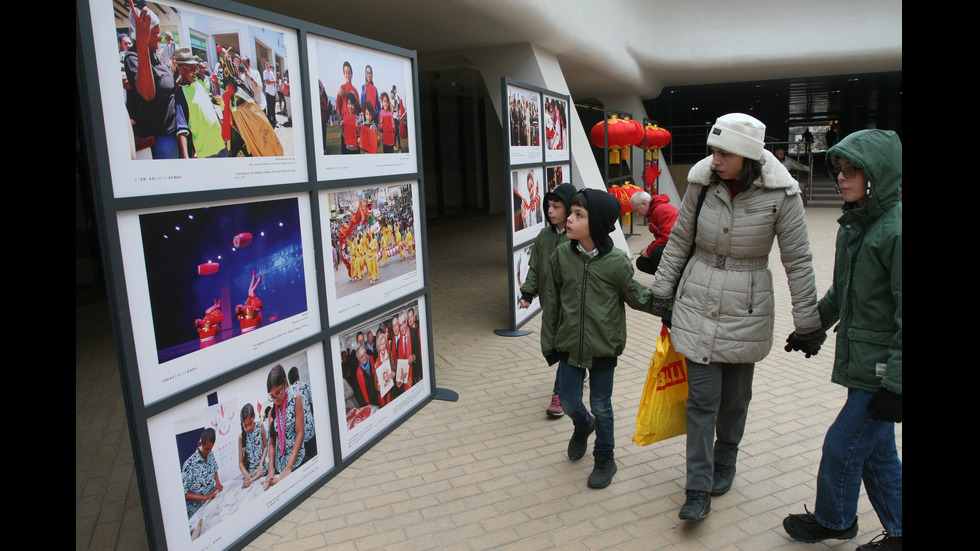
left=820, top=129, right=902, bottom=394
left=540, top=241, right=655, bottom=369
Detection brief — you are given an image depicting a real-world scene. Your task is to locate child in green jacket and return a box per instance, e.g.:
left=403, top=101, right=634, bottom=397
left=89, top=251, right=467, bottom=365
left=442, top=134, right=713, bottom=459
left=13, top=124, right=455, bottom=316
left=520, top=182, right=576, bottom=417
left=783, top=129, right=902, bottom=550
left=540, top=188, right=656, bottom=489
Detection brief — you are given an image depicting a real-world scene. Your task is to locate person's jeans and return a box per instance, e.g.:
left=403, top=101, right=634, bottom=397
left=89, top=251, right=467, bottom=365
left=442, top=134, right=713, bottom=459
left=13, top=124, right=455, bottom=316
left=685, top=359, right=754, bottom=491
left=558, top=361, right=615, bottom=457
left=815, top=389, right=902, bottom=535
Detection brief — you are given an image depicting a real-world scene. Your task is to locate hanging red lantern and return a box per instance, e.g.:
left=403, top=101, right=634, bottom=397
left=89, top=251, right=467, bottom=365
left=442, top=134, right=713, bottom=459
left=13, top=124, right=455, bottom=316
left=608, top=182, right=643, bottom=215
left=643, top=123, right=672, bottom=160
left=622, top=117, right=644, bottom=161
left=591, top=115, right=643, bottom=164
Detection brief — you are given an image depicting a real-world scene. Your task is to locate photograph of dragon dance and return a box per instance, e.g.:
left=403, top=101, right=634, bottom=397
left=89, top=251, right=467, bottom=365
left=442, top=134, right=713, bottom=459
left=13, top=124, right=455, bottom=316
left=320, top=182, right=423, bottom=324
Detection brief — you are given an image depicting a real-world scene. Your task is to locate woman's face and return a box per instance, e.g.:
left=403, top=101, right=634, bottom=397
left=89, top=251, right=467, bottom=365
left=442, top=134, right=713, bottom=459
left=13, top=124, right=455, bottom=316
left=711, top=147, right=744, bottom=180
left=269, top=383, right=287, bottom=407
left=242, top=416, right=255, bottom=433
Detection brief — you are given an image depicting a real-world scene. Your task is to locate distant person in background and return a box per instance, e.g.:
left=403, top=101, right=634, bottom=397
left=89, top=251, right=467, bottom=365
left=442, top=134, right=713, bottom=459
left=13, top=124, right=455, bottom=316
left=629, top=191, right=678, bottom=275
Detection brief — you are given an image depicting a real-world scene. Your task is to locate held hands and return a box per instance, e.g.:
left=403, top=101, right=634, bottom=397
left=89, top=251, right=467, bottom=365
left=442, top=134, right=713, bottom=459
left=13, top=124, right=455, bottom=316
left=784, top=328, right=827, bottom=358
left=650, top=295, right=673, bottom=317
left=868, top=388, right=902, bottom=423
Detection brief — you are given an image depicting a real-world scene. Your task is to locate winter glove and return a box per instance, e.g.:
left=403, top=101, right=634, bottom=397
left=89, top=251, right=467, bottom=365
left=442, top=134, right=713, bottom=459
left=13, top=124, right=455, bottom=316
left=544, top=352, right=560, bottom=367
left=784, top=328, right=827, bottom=358
left=651, top=295, right=673, bottom=317
left=868, top=388, right=902, bottom=423
left=661, top=308, right=673, bottom=330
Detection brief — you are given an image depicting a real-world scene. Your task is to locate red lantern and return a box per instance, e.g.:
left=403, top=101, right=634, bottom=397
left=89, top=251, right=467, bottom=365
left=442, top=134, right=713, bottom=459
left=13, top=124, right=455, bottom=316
left=608, top=182, right=643, bottom=215
left=643, top=123, right=672, bottom=160
left=591, top=115, right=644, bottom=164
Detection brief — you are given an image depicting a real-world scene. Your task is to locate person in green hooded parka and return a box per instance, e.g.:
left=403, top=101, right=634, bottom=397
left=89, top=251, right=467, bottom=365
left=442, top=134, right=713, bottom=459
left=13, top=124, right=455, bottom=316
left=783, top=129, right=902, bottom=550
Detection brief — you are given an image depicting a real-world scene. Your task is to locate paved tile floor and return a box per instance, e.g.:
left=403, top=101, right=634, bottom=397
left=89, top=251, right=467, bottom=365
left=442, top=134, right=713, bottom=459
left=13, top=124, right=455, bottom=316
left=76, top=206, right=901, bottom=550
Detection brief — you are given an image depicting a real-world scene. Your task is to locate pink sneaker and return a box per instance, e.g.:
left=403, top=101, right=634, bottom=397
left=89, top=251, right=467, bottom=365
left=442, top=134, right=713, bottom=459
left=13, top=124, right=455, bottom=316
left=546, top=394, right=563, bottom=417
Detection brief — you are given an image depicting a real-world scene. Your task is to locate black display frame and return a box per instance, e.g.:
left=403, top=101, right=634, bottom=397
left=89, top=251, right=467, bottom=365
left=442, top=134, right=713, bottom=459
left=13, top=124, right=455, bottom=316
left=499, top=77, right=572, bottom=334
left=76, top=1, right=437, bottom=548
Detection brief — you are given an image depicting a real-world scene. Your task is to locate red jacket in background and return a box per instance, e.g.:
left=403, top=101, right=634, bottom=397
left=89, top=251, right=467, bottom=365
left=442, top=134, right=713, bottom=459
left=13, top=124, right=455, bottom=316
left=644, top=194, right=679, bottom=254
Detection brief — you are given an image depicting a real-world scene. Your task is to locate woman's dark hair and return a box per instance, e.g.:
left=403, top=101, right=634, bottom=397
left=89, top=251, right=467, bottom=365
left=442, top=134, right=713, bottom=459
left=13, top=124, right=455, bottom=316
left=240, top=403, right=256, bottom=471
left=711, top=157, right=762, bottom=192
left=267, top=364, right=287, bottom=392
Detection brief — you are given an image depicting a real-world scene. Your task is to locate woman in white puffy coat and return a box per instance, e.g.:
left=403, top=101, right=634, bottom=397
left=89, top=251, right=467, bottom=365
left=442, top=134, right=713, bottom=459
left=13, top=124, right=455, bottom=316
left=651, top=113, right=824, bottom=522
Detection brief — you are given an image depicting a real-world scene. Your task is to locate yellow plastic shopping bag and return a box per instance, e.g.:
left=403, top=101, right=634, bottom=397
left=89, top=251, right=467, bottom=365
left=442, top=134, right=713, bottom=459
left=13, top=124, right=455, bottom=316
left=633, top=326, right=688, bottom=446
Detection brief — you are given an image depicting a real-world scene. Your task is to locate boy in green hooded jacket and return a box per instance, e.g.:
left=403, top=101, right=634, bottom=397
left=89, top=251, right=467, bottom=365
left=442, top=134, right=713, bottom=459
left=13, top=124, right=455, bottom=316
left=783, top=129, right=902, bottom=550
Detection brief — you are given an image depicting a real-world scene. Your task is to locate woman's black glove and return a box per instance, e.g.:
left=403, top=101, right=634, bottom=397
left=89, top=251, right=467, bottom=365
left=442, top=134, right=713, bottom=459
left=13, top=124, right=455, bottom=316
left=868, top=388, right=902, bottom=423
left=784, top=328, right=827, bottom=358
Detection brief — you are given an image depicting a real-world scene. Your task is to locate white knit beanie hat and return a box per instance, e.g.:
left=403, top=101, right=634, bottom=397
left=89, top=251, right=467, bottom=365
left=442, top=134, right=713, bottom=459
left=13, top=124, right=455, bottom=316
left=706, top=113, right=766, bottom=161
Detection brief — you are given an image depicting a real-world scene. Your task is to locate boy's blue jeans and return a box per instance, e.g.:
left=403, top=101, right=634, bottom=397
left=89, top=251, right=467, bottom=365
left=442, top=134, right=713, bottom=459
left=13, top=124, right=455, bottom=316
left=558, top=361, right=614, bottom=457
left=814, top=389, right=902, bottom=536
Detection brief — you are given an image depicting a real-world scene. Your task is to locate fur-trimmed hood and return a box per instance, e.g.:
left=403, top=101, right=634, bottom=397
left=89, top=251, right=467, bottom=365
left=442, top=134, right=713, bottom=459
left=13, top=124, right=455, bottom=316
left=688, top=149, right=801, bottom=195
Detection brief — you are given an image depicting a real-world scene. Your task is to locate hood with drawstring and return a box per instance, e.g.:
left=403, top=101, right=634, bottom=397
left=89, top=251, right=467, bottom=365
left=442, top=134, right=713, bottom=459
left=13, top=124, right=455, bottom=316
left=825, top=129, right=902, bottom=220
left=544, top=183, right=576, bottom=230
left=570, top=188, right=621, bottom=256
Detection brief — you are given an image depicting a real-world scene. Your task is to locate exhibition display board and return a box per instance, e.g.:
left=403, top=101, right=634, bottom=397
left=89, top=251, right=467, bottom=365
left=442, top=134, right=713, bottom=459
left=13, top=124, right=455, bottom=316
left=76, top=1, right=435, bottom=549
left=501, top=78, right=571, bottom=332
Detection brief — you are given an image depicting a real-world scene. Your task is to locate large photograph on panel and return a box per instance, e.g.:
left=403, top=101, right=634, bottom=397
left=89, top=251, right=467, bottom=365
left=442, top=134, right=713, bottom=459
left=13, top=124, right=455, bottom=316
left=319, top=181, right=424, bottom=325
left=309, top=33, right=417, bottom=180
left=332, top=297, right=431, bottom=458
left=147, top=346, right=333, bottom=550
left=544, top=94, right=570, bottom=163
left=507, top=84, right=542, bottom=165
left=87, top=0, right=307, bottom=197
left=118, top=193, right=320, bottom=404
left=510, top=166, right=546, bottom=245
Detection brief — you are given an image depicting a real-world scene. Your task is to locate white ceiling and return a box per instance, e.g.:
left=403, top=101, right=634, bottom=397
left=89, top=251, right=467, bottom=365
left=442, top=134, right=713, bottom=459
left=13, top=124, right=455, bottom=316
left=237, top=0, right=902, bottom=99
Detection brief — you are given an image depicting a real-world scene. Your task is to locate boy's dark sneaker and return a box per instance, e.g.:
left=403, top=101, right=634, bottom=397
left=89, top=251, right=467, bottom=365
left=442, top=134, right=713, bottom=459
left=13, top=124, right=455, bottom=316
left=857, top=532, right=902, bottom=550
left=678, top=490, right=711, bottom=522
left=587, top=455, right=617, bottom=489
left=711, top=463, right=736, bottom=496
left=546, top=394, right=564, bottom=417
left=782, top=506, right=858, bottom=542
left=567, top=421, right=595, bottom=461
